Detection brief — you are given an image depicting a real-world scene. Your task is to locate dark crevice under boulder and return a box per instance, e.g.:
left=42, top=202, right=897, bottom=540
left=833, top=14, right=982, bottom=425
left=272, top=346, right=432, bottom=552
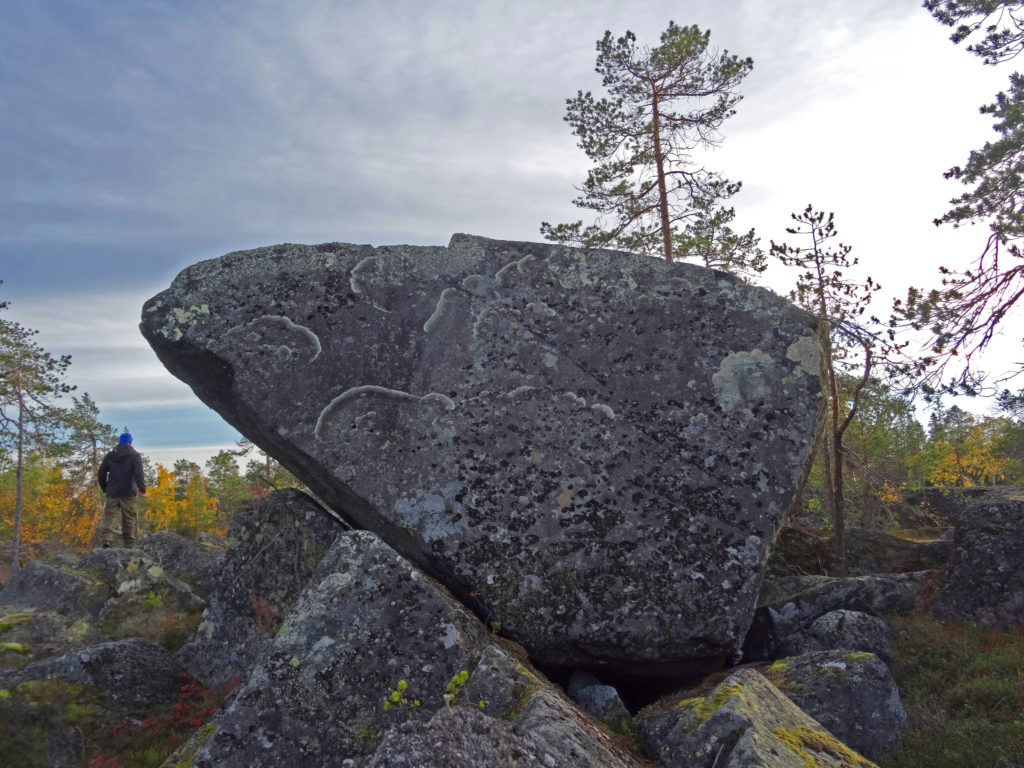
left=140, top=234, right=824, bottom=678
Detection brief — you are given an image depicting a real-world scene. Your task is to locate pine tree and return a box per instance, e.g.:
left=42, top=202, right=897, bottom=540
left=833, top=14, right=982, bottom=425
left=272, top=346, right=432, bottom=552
left=0, top=301, right=74, bottom=571
left=771, top=206, right=880, bottom=575
left=541, top=22, right=754, bottom=266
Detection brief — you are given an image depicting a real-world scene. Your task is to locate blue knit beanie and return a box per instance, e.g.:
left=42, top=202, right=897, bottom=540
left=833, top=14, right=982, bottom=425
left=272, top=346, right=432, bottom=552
left=119, top=432, right=132, bottom=445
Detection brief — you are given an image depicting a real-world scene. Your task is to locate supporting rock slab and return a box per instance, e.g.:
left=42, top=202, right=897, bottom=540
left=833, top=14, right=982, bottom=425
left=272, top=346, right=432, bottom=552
left=637, top=667, right=879, bottom=767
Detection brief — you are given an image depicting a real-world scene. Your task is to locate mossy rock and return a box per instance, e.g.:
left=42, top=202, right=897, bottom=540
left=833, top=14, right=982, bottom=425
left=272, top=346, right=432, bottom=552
left=636, top=668, right=878, bottom=767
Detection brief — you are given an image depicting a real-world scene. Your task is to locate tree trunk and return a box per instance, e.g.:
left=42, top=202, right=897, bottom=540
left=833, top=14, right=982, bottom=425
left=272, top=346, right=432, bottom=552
left=11, top=363, right=24, bottom=573
left=650, top=87, right=673, bottom=262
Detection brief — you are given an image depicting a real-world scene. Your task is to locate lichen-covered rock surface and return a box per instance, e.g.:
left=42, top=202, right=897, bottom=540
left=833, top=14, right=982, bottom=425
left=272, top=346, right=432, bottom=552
left=761, top=651, right=907, bottom=759
left=179, top=488, right=346, bottom=687
left=363, top=706, right=562, bottom=768
left=187, top=530, right=496, bottom=766
left=0, top=559, right=111, bottom=618
left=140, top=234, right=823, bottom=671
left=636, top=667, right=878, bottom=767
left=137, top=530, right=228, bottom=598
left=0, top=638, right=182, bottom=716
left=779, top=609, right=895, bottom=661
left=930, top=488, right=1024, bottom=628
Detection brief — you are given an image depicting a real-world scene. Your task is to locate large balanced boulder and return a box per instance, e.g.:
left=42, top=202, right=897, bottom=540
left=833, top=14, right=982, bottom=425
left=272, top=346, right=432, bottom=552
left=141, top=234, right=823, bottom=673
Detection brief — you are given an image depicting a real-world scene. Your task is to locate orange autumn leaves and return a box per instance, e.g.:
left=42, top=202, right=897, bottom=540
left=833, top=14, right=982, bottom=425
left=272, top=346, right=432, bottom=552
left=0, top=458, right=226, bottom=553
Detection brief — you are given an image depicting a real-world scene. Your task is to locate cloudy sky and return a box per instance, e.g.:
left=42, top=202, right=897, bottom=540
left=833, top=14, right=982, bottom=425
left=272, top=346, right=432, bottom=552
left=0, top=0, right=1013, bottom=468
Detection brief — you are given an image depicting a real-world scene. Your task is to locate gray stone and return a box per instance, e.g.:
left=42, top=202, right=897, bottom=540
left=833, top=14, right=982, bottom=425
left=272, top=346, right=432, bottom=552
left=779, top=609, right=895, bottom=661
left=364, top=707, right=562, bottom=768
left=460, top=645, right=543, bottom=719
left=0, top=559, right=111, bottom=618
left=514, top=687, right=642, bottom=768
left=94, top=554, right=206, bottom=644
left=767, top=525, right=951, bottom=578
left=636, top=668, right=875, bottom=767
left=187, top=530, right=494, bottom=767
left=138, top=530, right=227, bottom=597
left=567, top=669, right=633, bottom=734
left=0, top=607, right=100, bottom=668
left=140, top=234, right=823, bottom=673
left=743, top=571, right=928, bottom=661
left=0, top=638, right=182, bottom=716
left=179, top=488, right=346, bottom=687
left=931, top=489, right=1024, bottom=629
left=762, top=650, right=907, bottom=760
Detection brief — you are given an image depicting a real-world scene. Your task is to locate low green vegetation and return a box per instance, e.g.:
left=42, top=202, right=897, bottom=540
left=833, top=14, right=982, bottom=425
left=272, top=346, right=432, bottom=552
left=879, top=613, right=1024, bottom=767
left=0, top=674, right=239, bottom=768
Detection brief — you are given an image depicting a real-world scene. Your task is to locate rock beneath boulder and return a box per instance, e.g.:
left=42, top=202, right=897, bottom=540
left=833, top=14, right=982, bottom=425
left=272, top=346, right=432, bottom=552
left=566, top=670, right=633, bottom=735
left=138, top=530, right=227, bottom=597
left=931, top=489, right=1024, bottom=629
left=514, top=686, right=642, bottom=768
left=779, top=610, right=895, bottom=662
left=179, top=489, right=346, bottom=687
left=364, top=706, right=562, bottom=768
left=141, top=234, right=823, bottom=674
left=0, top=638, right=182, bottom=716
left=460, top=644, right=544, bottom=719
left=186, top=530, right=495, bottom=766
left=0, top=559, right=110, bottom=618
left=761, top=651, right=907, bottom=760
left=743, top=572, right=928, bottom=661
left=636, top=667, right=876, bottom=767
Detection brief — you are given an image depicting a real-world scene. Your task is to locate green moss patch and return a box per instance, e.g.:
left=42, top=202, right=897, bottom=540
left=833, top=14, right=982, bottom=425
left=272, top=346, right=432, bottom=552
left=774, top=724, right=877, bottom=767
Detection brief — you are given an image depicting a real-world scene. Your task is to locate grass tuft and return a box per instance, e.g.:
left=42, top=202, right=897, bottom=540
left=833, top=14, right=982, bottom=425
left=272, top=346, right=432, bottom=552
left=879, top=613, right=1024, bottom=768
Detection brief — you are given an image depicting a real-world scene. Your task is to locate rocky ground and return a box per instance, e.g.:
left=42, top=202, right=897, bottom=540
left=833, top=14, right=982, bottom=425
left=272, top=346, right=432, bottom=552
left=2, top=486, right=1020, bottom=767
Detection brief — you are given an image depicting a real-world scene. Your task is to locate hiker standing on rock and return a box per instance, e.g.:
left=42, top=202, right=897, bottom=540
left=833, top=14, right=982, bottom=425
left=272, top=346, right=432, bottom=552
left=97, top=432, right=147, bottom=548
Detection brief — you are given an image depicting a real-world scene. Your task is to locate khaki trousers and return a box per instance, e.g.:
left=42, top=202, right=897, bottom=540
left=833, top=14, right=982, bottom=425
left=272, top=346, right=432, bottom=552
left=101, top=496, right=139, bottom=548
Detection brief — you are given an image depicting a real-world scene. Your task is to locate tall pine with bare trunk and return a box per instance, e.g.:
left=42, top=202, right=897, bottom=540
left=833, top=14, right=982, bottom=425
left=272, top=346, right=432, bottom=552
left=541, top=22, right=754, bottom=267
left=0, top=297, right=73, bottom=571
left=771, top=207, right=880, bottom=575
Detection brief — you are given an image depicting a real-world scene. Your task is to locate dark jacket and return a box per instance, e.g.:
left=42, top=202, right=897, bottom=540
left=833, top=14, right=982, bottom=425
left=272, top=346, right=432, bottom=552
left=98, top=444, right=146, bottom=498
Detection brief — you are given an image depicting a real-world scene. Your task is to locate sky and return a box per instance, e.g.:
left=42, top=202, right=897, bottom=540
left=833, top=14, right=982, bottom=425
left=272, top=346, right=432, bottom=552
left=0, top=0, right=1016, bottom=469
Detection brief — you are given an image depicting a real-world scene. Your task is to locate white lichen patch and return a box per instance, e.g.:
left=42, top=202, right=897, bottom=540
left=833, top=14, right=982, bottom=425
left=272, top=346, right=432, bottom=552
left=591, top=403, right=616, bottom=420
left=349, top=255, right=379, bottom=295
left=786, top=335, right=821, bottom=376
left=494, top=252, right=538, bottom=283
left=563, top=392, right=587, bottom=407
left=264, top=316, right=322, bottom=361
left=315, top=385, right=456, bottom=439
left=423, top=287, right=460, bottom=333
left=394, top=483, right=468, bottom=543
left=526, top=301, right=557, bottom=317
left=440, top=623, right=458, bottom=649
left=503, top=386, right=536, bottom=401
left=712, top=349, right=778, bottom=413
